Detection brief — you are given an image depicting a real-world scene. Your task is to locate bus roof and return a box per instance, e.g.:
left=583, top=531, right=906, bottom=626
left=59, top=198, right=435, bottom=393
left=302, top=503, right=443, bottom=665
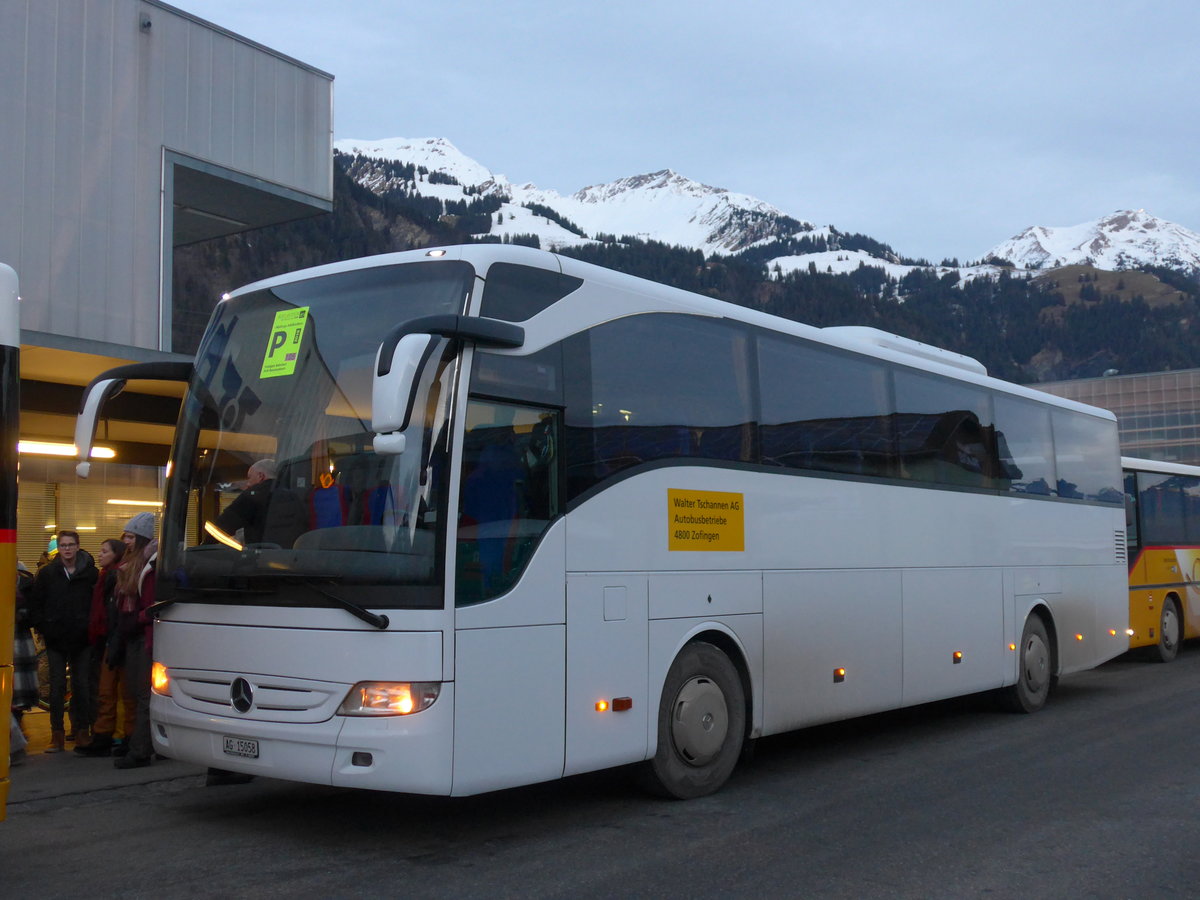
left=1121, top=456, right=1200, bottom=477
left=222, top=244, right=1116, bottom=422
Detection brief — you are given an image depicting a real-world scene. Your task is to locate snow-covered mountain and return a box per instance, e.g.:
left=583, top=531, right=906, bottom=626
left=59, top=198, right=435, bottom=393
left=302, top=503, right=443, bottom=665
left=334, top=137, right=1014, bottom=289
left=335, top=137, right=817, bottom=257
left=985, top=210, right=1200, bottom=272
left=335, top=139, right=1200, bottom=283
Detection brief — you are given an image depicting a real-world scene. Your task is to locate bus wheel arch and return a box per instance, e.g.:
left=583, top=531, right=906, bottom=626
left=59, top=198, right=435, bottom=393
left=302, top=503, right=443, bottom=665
left=1154, top=594, right=1183, bottom=663
left=693, top=628, right=754, bottom=738
left=998, top=606, right=1057, bottom=714
left=640, top=636, right=748, bottom=799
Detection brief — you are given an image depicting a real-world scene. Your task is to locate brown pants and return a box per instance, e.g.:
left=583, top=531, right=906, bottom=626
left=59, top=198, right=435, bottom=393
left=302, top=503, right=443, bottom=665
left=92, top=661, right=135, bottom=739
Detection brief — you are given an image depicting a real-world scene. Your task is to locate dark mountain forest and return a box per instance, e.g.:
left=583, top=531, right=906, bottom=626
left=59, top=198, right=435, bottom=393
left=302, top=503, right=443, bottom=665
left=172, top=155, right=1200, bottom=382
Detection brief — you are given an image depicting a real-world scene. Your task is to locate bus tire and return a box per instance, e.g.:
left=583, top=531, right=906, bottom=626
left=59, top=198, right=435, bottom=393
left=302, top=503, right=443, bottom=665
left=1155, top=596, right=1182, bottom=663
left=998, top=614, right=1053, bottom=714
left=641, top=641, right=745, bottom=800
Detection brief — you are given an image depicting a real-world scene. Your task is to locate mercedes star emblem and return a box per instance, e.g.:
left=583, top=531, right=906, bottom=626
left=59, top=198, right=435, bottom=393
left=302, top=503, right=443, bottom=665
left=230, top=677, right=254, bottom=713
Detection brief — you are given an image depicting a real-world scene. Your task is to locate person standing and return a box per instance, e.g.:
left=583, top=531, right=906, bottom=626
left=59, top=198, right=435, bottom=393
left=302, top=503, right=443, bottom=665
left=113, top=513, right=157, bottom=770
left=75, top=538, right=128, bottom=757
left=10, top=561, right=38, bottom=746
left=27, top=530, right=98, bottom=752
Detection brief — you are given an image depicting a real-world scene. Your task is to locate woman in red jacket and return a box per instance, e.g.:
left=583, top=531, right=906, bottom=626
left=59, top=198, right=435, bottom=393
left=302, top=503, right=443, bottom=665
left=76, top=538, right=127, bottom=757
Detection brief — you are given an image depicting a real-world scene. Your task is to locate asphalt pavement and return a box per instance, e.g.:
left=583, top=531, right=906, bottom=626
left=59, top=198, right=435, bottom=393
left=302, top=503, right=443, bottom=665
left=7, top=706, right=205, bottom=807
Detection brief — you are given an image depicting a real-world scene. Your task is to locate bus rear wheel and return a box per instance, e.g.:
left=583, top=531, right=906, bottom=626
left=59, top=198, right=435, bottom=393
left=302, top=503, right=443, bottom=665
left=642, top=641, right=745, bottom=799
left=998, top=614, right=1053, bottom=713
left=1154, top=597, right=1182, bottom=663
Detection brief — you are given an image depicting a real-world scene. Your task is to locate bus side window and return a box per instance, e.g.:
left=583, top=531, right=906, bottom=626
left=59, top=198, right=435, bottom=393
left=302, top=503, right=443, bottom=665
left=479, top=263, right=583, bottom=322
left=993, top=397, right=1056, bottom=497
left=893, top=369, right=995, bottom=489
left=1124, top=472, right=1139, bottom=550
left=758, top=335, right=895, bottom=478
left=563, top=314, right=755, bottom=500
left=1183, top=476, right=1200, bottom=544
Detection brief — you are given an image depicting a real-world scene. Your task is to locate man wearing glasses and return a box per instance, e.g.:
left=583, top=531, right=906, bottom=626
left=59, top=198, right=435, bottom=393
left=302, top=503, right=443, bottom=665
left=28, top=529, right=99, bottom=752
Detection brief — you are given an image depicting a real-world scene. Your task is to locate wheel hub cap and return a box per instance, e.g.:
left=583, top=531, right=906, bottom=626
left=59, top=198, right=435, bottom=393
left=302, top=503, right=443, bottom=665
left=1022, top=633, right=1049, bottom=693
left=1163, top=607, right=1180, bottom=650
left=671, top=676, right=729, bottom=767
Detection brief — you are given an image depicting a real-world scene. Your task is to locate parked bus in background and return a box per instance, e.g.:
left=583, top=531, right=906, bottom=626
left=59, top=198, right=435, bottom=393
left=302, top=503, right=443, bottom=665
left=75, top=244, right=1130, bottom=799
left=1122, top=456, right=1200, bottom=662
left=1, top=263, right=21, bottom=821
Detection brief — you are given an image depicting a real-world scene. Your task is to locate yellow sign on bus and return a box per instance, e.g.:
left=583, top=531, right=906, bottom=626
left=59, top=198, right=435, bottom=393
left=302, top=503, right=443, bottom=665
left=668, top=489, right=745, bottom=551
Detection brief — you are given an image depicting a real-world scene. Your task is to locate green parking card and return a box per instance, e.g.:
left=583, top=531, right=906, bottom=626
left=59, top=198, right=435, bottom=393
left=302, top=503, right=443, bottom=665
left=260, top=307, right=309, bottom=378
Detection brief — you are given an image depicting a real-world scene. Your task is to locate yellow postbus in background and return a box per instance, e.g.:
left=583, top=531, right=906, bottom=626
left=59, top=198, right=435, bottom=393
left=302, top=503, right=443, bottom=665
left=1, top=263, right=20, bottom=821
left=1123, top=456, right=1200, bottom=662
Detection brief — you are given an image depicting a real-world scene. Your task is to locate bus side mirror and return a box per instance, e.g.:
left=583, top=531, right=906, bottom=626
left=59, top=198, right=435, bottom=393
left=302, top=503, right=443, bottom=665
left=74, top=376, right=126, bottom=477
left=371, top=333, right=436, bottom=455
left=73, top=361, right=193, bottom=477
left=370, top=315, right=524, bottom=456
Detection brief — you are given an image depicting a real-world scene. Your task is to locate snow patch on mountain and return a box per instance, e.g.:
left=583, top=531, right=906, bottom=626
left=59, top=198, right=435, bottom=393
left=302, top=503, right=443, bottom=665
left=985, top=210, right=1200, bottom=272
left=337, top=137, right=498, bottom=189
left=769, top=250, right=1009, bottom=285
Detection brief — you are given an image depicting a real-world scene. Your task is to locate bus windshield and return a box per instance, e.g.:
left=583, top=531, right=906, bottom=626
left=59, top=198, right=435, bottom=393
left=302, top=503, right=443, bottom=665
left=159, top=261, right=473, bottom=608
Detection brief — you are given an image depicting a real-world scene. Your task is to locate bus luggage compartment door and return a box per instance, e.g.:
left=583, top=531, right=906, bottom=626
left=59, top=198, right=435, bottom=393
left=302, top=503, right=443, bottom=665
left=564, top=575, right=649, bottom=776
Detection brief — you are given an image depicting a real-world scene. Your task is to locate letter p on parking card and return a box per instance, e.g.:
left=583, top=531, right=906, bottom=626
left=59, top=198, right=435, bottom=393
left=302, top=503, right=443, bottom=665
left=260, top=307, right=309, bottom=379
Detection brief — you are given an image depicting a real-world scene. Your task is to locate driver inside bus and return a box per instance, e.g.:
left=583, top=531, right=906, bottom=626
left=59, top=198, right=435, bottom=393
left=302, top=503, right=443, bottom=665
left=211, top=458, right=306, bottom=548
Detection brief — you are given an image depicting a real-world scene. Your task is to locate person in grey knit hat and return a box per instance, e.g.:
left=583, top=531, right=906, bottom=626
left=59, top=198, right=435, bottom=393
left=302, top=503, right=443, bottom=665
left=113, top=511, right=158, bottom=770
left=123, top=512, right=156, bottom=541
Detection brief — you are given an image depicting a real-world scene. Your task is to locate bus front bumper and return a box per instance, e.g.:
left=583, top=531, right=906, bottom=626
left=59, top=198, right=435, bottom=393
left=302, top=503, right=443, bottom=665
left=150, top=685, right=455, bottom=795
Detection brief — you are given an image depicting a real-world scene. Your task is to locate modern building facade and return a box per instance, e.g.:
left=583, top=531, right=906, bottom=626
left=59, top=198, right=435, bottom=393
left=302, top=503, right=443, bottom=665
left=1035, top=368, right=1200, bottom=465
left=1, top=0, right=333, bottom=563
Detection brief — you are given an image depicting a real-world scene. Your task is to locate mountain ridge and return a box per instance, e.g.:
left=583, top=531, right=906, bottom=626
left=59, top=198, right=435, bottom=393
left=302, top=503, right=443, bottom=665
left=171, top=142, right=1200, bottom=384
left=984, top=209, right=1200, bottom=272
left=334, top=137, right=1200, bottom=280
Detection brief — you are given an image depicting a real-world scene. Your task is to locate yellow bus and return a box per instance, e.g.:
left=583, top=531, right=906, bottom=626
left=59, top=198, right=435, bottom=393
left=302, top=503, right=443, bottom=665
left=1123, top=456, right=1200, bottom=662
left=1, top=263, right=19, bottom=820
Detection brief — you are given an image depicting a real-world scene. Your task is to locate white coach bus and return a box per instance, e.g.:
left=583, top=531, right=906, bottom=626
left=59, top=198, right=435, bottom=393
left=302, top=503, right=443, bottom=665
left=76, top=244, right=1129, bottom=798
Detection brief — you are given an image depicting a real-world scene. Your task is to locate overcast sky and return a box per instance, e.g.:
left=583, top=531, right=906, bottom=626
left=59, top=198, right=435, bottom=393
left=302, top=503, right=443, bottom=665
left=173, top=0, right=1200, bottom=264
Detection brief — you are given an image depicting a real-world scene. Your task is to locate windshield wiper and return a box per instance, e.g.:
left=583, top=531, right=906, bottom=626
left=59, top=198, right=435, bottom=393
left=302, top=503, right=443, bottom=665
left=151, top=580, right=389, bottom=630
left=150, top=584, right=275, bottom=614
left=297, top=579, right=390, bottom=630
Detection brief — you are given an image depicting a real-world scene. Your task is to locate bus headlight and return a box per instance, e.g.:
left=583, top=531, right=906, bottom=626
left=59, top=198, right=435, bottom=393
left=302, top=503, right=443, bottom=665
left=151, top=662, right=171, bottom=696
left=338, top=682, right=441, bottom=716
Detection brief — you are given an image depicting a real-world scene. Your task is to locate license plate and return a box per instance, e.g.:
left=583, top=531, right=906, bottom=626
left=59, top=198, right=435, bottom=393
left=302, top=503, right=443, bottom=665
left=222, top=736, right=259, bottom=759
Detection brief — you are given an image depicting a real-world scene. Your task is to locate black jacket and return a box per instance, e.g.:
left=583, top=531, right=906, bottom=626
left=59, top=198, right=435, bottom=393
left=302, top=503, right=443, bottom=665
left=29, top=550, right=99, bottom=652
left=215, top=479, right=307, bottom=548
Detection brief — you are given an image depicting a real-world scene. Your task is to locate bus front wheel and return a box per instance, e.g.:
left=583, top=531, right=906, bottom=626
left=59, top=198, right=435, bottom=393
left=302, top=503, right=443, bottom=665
left=998, top=614, right=1053, bottom=713
left=642, top=641, right=745, bottom=799
left=1155, top=597, right=1182, bottom=663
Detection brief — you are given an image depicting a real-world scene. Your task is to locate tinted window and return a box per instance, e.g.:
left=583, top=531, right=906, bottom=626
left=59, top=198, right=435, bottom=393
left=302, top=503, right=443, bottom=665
left=480, top=263, right=582, bottom=321
left=1124, top=472, right=1139, bottom=549
left=456, top=401, right=560, bottom=605
left=893, top=370, right=1000, bottom=489
left=1052, top=410, right=1123, bottom=503
left=564, top=315, right=755, bottom=499
left=160, top=263, right=472, bottom=606
left=472, top=344, right=563, bottom=407
left=758, top=336, right=894, bottom=477
left=1138, top=471, right=1200, bottom=545
left=993, top=396, right=1056, bottom=496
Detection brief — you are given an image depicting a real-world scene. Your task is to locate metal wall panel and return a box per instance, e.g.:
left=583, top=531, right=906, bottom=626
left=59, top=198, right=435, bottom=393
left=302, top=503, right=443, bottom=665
left=0, top=0, right=334, bottom=352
